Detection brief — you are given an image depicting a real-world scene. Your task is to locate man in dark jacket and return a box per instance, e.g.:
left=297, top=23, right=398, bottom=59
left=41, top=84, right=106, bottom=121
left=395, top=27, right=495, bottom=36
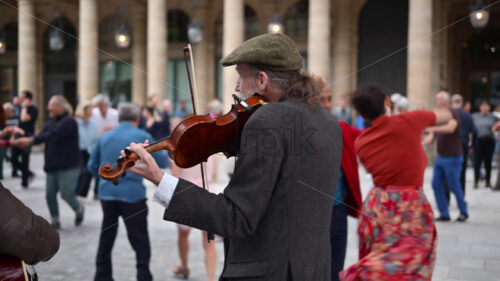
left=16, top=95, right=83, bottom=229
left=0, top=183, right=60, bottom=264
left=124, top=34, right=342, bottom=280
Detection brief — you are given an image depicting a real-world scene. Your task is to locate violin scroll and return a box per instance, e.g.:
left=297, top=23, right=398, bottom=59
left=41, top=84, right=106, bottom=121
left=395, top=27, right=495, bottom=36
left=98, top=138, right=175, bottom=185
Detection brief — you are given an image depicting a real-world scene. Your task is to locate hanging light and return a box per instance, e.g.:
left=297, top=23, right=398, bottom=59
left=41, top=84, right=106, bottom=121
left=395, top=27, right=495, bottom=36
left=115, top=6, right=131, bottom=49
left=115, top=24, right=131, bottom=48
left=470, top=0, right=490, bottom=30
left=268, top=13, right=284, bottom=34
left=0, top=29, right=6, bottom=54
left=49, top=9, right=65, bottom=51
left=187, top=20, right=203, bottom=44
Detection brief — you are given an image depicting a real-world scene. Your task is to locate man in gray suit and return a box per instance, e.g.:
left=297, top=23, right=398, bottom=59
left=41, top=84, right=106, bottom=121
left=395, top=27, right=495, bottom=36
left=126, top=33, right=342, bottom=280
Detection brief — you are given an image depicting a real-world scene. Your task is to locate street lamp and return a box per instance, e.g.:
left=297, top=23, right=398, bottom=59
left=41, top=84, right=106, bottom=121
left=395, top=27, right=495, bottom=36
left=115, top=23, right=131, bottom=49
left=187, top=20, right=203, bottom=44
left=49, top=9, right=65, bottom=51
left=470, top=0, right=490, bottom=30
left=115, top=5, right=131, bottom=49
left=268, top=13, right=284, bottom=34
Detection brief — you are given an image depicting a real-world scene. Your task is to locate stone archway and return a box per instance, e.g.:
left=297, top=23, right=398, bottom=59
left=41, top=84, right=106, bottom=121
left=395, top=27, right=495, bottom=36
left=357, top=0, right=408, bottom=95
left=460, top=28, right=500, bottom=108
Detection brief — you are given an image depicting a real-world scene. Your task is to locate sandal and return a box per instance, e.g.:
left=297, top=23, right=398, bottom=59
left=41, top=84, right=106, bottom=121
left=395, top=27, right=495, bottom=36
left=173, top=265, right=190, bottom=279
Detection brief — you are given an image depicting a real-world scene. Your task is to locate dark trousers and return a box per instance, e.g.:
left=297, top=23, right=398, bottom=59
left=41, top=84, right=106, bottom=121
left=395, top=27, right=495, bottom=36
left=474, top=137, right=495, bottom=185
left=445, top=142, right=469, bottom=203
left=95, top=200, right=152, bottom=281
left=330, top=204, right=348, bottom=281
left=94, top=177, right=100, bottom=198
left=11, top=146, right=32, bottom=186
left=76, top=150, right=93, bottom=197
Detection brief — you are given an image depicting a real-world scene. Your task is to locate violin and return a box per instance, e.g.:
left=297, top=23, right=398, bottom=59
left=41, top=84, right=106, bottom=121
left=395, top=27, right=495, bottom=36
left=98, top=94, right=268, bottom=185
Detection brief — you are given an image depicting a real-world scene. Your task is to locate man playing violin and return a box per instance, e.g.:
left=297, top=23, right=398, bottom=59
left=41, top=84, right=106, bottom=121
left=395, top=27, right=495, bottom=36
left=126, top=33, right=342, bottom=281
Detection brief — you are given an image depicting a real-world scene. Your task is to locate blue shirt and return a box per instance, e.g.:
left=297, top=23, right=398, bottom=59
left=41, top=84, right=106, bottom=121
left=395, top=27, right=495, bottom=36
left=355, top=115, right=366, bottom=130
left=78, top=118, right=98, bottom=153
left=88, top=122, right=168, bottom=203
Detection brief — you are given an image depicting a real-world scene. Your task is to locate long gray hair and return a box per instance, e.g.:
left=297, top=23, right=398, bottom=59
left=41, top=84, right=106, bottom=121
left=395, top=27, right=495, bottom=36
left=247, top=64, right=323, bottom=107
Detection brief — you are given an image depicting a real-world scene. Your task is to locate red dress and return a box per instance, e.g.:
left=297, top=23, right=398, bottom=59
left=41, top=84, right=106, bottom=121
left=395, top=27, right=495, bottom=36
left=340, top=111, right=438, bottom=281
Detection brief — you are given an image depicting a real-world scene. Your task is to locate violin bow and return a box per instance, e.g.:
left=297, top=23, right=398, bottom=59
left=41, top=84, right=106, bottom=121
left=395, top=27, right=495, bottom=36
left=183, top=44, right=215, bottom=242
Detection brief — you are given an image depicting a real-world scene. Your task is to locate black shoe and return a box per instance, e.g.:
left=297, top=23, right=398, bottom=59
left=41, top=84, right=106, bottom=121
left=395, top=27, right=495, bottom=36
left=11, top=172, right=19, bottom=178
left=75, top=206, right=85, bottom=226
left=435, top=216, right=451, bottom=222
left=457, top=213, right=469, bottom=222
left=28, top=172, right=36, bottom=184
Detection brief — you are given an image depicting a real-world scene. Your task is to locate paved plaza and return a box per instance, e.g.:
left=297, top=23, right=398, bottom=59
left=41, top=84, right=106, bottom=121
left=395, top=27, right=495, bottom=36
left=2, top=152, right=500, bottom=281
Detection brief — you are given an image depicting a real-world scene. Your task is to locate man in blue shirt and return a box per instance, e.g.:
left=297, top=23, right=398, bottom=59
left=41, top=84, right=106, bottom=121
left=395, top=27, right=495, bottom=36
left=76, top=103, right=98, bottom=198
left=88, top=103, right=168, bottom=281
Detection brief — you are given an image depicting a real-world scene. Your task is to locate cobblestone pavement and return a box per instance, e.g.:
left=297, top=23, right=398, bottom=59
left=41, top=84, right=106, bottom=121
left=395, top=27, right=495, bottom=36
left=2, top=152, right=500, bottom=281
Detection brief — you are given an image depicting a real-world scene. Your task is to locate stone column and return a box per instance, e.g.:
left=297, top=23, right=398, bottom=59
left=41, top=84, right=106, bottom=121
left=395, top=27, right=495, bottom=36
left=192, top=3, right=212, bottom=113
left=147, top=0, right=168, bottom=100
left=222, top=0, right=244, bottom=111
left=331, top=0, right=356, bottom=104
left=18, top=0, right=37, bottom=96
left=132, top=4, right=147, bottom=106
left=308, top=0, right=331, bottom=79
left=407, top=0, right=433, bottom=109
left=78, top=0, right=99, bottom=103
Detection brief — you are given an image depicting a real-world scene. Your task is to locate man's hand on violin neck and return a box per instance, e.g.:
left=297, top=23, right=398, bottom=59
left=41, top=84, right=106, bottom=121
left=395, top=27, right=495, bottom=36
left=123, top=141, right=165, bottom=186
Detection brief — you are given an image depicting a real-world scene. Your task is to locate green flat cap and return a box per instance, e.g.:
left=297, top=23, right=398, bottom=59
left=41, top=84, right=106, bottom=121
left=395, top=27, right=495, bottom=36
left=221, top=33, right=302, bottom=72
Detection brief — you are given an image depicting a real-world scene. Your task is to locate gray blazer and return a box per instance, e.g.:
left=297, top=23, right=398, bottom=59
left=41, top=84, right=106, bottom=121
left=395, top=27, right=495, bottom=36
left=164, top=99, right=342, bottom=281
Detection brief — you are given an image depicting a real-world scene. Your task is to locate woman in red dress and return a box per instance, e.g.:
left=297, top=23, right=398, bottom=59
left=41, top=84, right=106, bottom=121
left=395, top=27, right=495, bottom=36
left=340, top=86, right=452, bottom=281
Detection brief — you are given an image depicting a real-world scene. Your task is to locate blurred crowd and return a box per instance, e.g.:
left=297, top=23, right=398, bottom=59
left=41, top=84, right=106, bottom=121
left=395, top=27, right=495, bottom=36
left=2, top=87, right=500, bottom=281
left=0, top=92, right=225, bottom=281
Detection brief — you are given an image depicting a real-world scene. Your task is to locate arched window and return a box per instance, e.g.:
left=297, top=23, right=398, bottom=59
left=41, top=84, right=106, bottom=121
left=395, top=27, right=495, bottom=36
left=98, top=14, right=132, bottom=106
left=284, top=0, right=308, bottom=39
left=0, top=22, right=18, bottom=102
left=463, top=29, right=500, bottom=106
left=3, top=22, right=18, bottom=52
left=244, top=5, right=260, bottom=40
left=358, top=0, right=408, bottom=95
left=99, top=60, right=132, bottom=107
left=168, top=10, right=190, bottom=43
left=45, top=16, right=77, bottom=53
left=44, top=16, right=78, bottom=114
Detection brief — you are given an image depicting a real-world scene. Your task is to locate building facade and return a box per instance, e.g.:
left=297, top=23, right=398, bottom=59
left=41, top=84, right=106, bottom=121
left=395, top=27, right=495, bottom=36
left=1, top=0, right=499, bottom=125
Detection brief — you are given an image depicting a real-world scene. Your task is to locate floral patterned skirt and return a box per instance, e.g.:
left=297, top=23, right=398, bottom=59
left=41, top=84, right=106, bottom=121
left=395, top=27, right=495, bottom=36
left=340, top=186, right=437, bottom=281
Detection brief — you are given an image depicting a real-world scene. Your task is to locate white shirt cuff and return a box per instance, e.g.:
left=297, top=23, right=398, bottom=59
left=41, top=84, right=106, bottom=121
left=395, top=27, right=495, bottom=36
left=153, top=173, right=179, bottom=208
